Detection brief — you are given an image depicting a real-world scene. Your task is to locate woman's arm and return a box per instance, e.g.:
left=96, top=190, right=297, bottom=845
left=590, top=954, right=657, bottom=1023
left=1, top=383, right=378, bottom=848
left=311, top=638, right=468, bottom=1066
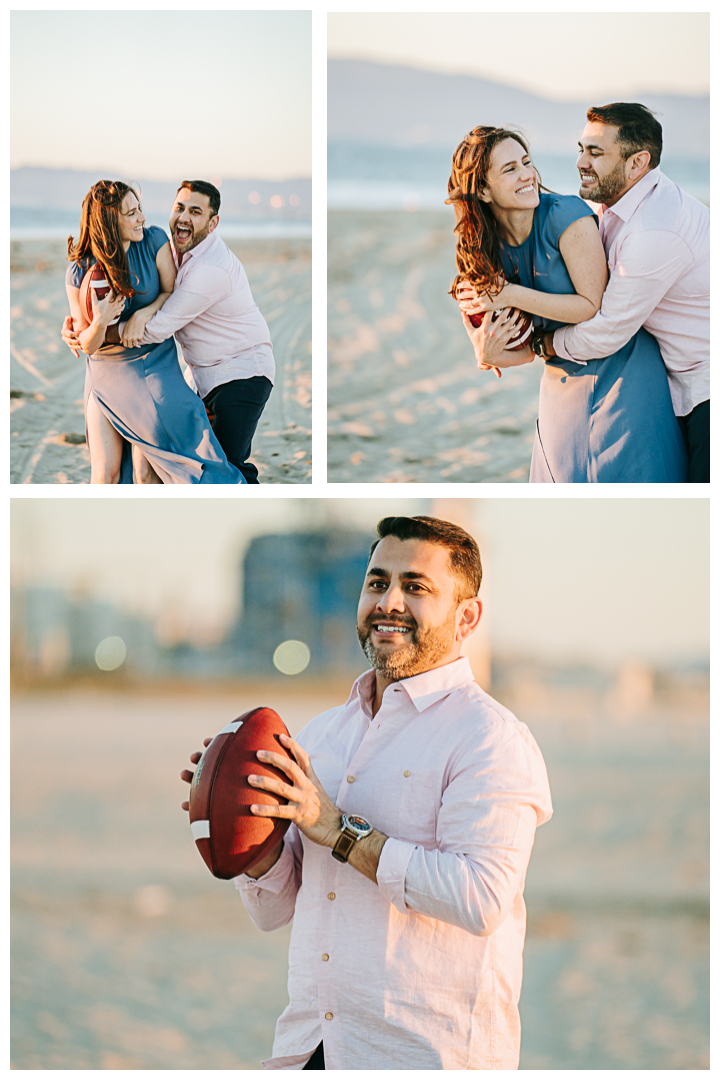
left=459, top=216, right=609, bottom=325
left=120, top=242, right=177, bottom=348
left=65, top=283, right=127, bottom=355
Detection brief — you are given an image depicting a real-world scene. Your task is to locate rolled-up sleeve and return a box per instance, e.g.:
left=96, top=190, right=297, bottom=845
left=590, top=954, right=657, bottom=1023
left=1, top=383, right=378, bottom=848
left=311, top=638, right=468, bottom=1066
left=554, top=230, right=693, bottom=362
left=379, top=724, right=552, bottom=937
left=234, top=824, right=304, bottom=931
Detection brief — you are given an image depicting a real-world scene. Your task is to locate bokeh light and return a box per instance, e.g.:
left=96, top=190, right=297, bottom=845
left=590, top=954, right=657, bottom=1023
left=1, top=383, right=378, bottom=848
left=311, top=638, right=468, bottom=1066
left=272, top=640, right=310, bottom=675
left=95, top=636, right=126, bottom=671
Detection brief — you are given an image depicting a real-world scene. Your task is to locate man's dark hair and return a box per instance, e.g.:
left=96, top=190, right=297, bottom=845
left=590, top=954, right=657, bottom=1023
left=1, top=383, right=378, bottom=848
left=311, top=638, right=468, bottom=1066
left=370, top=516, right=482, bottom=599
left=586, top=103, right=662, bottom=170
left=177, top=180, right=221, bottom=217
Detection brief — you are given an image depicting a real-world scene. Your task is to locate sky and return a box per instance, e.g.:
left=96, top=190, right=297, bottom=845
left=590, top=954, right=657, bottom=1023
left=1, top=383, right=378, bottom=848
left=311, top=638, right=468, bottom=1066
left=10, top=11, right=311, bottom=180
left=328, top=13, right=710, bottom=101
left=10, top=498, right=709, bottom=667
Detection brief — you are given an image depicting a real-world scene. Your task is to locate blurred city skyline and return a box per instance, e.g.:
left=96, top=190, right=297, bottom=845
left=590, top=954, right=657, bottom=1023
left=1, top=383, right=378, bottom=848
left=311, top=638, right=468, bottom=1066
left=10, top=11, right=311, bottom=180
left=328, top=13, right=709, bottom=100
left=10, top=498, right=709, bottom=668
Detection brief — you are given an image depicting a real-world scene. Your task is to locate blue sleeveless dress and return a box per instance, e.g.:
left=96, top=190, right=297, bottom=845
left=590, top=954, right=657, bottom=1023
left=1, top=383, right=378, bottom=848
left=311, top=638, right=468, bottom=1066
left=66, top=225, right=244, bottom=484
left=499, top=194, right=687, bottom=483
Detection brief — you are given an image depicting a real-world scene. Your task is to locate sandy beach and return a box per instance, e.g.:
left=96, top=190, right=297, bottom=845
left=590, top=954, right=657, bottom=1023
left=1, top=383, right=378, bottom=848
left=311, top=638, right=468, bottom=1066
left=328, top=209, right=544, bottom=484
left=12, top=679, right=708, bottom=1069
left=10, top=237, right=311, bottom=484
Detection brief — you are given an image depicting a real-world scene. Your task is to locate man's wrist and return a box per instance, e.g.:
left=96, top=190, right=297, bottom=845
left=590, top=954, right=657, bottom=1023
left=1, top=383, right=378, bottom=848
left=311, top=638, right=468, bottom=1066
left=543, top=331, right=556, bottom=358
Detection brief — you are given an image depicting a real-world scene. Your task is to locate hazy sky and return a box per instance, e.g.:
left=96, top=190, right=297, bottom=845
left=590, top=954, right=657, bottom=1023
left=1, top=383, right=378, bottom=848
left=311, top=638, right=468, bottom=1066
left=10, top=498, right=709, bottom=667
left=328, top=13, right=710, bottom=100
left=10, top=11, right=311, bottom=180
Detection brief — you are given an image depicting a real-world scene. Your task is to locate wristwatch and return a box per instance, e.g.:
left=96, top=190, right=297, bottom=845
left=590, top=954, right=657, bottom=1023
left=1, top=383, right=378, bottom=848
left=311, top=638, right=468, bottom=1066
left=331, top=813, right=374, bottom=863
left=532, top=329, right=550, bottom=358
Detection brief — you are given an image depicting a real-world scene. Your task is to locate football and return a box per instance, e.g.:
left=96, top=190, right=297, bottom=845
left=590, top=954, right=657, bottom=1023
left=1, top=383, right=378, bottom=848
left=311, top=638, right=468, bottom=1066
left=188, top=707, right=293, bottom=879
left=79, top=262, right=123, bottom=325
left=468, top=307, right=533, bottom=351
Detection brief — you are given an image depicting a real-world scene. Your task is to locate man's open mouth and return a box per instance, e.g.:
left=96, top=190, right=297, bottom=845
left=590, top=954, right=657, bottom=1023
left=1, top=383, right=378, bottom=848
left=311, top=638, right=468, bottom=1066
left=580, top=173, right=596, bottom=183
left=175, top=225, right=192, bottom=242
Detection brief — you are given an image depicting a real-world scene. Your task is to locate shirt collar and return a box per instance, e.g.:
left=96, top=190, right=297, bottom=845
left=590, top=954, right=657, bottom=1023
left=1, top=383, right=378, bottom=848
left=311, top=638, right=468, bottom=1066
left=602, top=167, right=661, bottom=223
left=348, top=656, right=476, bottom=716
left=171, top=228, right=219, bottom=269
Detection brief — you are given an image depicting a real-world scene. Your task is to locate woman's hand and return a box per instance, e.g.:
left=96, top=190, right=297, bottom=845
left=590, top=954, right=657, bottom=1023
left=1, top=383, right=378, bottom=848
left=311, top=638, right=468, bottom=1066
left=462, top=308, right=534, bottom=378
left=456, top=279, right=518, bottom=315
left=90, top=288, right=126, bottom=328
left=121, top=308, right=153, bottom=349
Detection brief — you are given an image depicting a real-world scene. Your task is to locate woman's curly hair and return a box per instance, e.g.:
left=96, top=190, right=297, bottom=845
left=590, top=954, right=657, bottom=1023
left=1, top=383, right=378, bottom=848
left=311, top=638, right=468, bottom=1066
left=446, top=126, right=545, bottom=300
left=67, top=180, right=140, bottom=299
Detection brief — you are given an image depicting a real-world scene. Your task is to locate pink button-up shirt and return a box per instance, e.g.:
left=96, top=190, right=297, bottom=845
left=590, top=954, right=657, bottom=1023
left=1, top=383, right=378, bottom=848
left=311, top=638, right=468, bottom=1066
left=140, top=230, right=275, bottom=398
left=235, top=658, right=553, bottom=1070
left=553, top=169, right=709, bottom=417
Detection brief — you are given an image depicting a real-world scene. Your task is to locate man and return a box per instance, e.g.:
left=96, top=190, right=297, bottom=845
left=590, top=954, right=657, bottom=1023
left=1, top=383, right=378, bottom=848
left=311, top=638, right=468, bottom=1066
left=532, top=103, right=709, bottom=482
left=63, top=181, right=274, bottom=484
left=182, top=516, right=552, bottom=1070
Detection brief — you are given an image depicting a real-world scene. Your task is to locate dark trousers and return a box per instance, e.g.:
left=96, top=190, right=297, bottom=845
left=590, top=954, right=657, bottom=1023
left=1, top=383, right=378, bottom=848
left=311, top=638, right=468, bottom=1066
left=302, top=1043, right=325, bottom=1070
left=202, top=376, right=273, bottom=485
left=677, top=399, right=710, bottom=483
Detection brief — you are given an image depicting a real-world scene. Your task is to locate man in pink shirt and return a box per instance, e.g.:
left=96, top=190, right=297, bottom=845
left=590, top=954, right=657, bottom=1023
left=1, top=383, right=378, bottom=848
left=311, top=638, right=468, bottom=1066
left=182, top=516, right=552, bottom=1069
left=534, top=103, right=710, bottom=482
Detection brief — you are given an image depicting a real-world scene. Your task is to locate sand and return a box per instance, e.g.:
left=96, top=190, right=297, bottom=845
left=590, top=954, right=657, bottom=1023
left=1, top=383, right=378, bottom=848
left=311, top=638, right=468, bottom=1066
left=11, top=680, right=708, bottom=1069
left=328, top=209, right=544, bottom=484
left=10, top=237, right=311, bottom=485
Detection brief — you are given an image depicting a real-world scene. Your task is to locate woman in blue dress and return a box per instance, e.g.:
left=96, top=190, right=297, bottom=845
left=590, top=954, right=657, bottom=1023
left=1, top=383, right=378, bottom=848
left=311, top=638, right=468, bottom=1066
left=66, top=179, right=244, bottom=484
left=447, top=127, right=687, bottom=483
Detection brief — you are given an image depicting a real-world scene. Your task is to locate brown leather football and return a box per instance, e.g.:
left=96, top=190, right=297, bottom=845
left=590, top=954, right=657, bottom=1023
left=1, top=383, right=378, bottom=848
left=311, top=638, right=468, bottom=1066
left=79, top=262, right=122, bottom=325
left=188, top=707, right=293, bottom=879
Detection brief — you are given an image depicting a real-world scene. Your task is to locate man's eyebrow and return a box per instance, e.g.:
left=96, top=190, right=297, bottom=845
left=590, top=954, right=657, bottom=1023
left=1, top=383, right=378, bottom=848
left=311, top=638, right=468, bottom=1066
left=176, top=200, right=206, bottom=211
left=579, top=141, right=604, bottom=151
left=366, top=566, right=433, bottom=583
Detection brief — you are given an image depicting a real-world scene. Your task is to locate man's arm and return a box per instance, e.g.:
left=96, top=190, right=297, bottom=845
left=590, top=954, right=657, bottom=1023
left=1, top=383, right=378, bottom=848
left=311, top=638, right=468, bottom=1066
left=251, top=731, right=551, bottom=936
left=552, top=229, right=694, bottom=362
left=133, top=265, right=231, bottom=345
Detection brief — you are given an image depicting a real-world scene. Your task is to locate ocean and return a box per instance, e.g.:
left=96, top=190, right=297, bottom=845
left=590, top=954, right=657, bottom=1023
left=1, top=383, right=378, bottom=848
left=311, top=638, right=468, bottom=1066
left=10, top=207, right=311, bottom=242
left=328, top=142, right=710, bottom=210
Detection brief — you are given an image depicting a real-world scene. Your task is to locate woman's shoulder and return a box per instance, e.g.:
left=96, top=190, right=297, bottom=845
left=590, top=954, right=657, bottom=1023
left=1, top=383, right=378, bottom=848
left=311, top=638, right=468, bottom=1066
left=142, top=224, right=170, bottom=255
left=65, top=256, right=95, bottom=288
left=537, top=191, right=596, bottom=236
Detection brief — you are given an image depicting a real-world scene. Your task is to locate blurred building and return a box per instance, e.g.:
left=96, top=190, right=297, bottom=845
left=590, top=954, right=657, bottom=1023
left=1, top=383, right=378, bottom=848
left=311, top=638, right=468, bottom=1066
left=225, top=528, right=372, bottom=674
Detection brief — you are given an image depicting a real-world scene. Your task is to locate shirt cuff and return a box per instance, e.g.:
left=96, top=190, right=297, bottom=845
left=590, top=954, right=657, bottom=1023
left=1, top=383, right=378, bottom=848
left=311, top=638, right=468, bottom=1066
left=376, top=836, right=416, bottom=914
left=233, top=838, right=293, bottom=894
left=552, top=326, right=587, bottom=366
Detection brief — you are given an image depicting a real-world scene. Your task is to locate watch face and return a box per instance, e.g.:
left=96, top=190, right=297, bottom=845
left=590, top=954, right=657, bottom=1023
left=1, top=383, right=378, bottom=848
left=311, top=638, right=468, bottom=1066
left=344, top=814, right=372, bottom=837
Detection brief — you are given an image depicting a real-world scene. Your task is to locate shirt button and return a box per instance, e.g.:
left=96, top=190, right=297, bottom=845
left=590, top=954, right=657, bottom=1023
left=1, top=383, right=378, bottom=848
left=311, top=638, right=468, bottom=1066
left=327, top=892, right=336, bottom=900
left=321, top=953, right=329, bottom=961
left=347, top=775, right=355, bottom=783
left=325, top=1012, right=333, bottom=1021
left=403, top=770, right=411, bottom=777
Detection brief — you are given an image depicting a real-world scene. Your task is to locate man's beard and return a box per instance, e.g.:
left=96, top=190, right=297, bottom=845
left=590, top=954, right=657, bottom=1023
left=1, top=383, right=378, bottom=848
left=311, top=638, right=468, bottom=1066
left=173, top=220, right=212, bottom=252
left=356, top=609, right=458, bottom=681
left=579, top=159, right=628, bottom=204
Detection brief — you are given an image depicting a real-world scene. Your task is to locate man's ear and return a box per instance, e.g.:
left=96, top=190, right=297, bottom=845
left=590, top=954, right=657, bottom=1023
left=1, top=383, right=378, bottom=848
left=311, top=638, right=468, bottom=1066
left=209, top=214, right=219, bottom=234
left=627, top=150, right=651, bottom=181
left=456, top=597, right=483, bottom=642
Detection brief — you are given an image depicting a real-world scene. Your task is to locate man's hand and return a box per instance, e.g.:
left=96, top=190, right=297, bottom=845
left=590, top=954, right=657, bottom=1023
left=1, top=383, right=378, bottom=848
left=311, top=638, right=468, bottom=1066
left=542, top=330, right=557, bottom=358
left=462, top=308, right=534, bottom=378
left=247, top=734, right=343, bottom=850
left=61, top=316, right=82, bottom=358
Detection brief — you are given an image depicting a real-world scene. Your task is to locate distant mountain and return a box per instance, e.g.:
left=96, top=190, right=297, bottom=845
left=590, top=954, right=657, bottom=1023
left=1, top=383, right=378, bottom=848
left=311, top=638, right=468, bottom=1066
left=10, top=167, right=311, bottom=220
left=328, top=59, right=709, bottom=158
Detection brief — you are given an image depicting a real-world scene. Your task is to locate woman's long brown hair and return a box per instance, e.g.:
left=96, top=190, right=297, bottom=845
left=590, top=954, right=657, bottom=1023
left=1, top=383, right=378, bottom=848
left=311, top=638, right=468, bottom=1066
left=446, top=126, right=544, bottom=300
left=67, top=180, right=140, bottom=298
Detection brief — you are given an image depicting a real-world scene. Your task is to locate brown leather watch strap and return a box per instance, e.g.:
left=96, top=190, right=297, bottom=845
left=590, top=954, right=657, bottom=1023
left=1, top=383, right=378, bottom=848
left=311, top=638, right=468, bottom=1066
left=331, top=829, right=356, bottom=863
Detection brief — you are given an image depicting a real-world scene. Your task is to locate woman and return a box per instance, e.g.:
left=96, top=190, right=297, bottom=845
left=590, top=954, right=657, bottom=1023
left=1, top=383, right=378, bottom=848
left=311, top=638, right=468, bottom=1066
left=447, top=127, right=687, bottom=483
left=66, top=179, right=244, bottom=484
